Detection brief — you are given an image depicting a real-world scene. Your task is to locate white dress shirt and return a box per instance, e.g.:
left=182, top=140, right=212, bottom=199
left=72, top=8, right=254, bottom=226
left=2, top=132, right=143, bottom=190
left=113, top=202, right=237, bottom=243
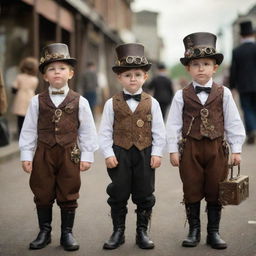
left=166, top=78, right=246, bottom=153
left=98, top=88, right=166, bottom=159
left=19, top=84, right=98, bottom=162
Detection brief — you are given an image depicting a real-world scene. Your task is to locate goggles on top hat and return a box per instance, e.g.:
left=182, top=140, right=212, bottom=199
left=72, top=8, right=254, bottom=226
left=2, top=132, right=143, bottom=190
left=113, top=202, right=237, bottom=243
left=185, top=47, right=216, bottom=58
left=116, top=56, right=149, bottom=66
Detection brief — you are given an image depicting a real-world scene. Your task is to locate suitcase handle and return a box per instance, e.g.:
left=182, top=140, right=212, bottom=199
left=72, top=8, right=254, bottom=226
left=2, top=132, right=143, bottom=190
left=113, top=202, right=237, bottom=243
left=229, top=164, right=240, bottom=180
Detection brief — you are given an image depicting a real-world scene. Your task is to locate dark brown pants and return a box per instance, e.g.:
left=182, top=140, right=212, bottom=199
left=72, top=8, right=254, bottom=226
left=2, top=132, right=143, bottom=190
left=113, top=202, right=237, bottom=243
left=30, top=142, right=81, bottom=209
left=179, top=137, right=228, bottom=204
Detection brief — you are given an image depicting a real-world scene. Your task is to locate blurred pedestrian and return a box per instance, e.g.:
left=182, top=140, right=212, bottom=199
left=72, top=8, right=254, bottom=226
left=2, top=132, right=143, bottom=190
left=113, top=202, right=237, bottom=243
left=11, top=57, right=39, bottom=136
left=147, top=62, right=174, bottom=119
left=230, top=20, right=256, bottom=144
left=19, top=43, right=98, bottom=251
left=0, top=69, right=10, bottom=147
left=78, top=61, right=98, bottom=116
left=166, top=32, right=245, bottom=250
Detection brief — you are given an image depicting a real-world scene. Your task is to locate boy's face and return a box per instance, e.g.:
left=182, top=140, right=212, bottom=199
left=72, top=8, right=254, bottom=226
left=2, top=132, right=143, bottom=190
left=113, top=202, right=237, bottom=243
left=117, top=68, right=148, bottom=94
left=186, top=58, right=218, bottom=85
left=43, top=61, right=74, bottom=89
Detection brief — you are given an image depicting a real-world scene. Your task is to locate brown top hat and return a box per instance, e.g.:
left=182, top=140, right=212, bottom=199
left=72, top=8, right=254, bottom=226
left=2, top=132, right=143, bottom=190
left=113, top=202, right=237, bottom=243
left=112, top=43, right=151, bottom=73
left=39, top=43, right=77, bottom=73
left=180, top=32, right=223, bottom=66
left=240, top=21, right=254, bottom=36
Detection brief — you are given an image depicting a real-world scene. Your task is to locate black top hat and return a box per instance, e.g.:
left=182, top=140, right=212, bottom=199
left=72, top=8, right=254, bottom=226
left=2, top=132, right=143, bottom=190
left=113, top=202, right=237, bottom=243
left=39, top=43, right=77, bottom=73
left=240, top=21, right=254, bottom=36
left=112, top=43, right=151, bottom=73
left=180, top=32, right=223, bottom=66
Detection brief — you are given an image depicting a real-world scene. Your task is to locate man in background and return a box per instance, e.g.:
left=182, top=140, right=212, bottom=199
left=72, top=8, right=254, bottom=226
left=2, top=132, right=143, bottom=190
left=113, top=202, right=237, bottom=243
left=230, top=20, right=256, bottom=144
left=78, top=62, right=98, bottom=116
left=147, top=63, right=174, bottom=120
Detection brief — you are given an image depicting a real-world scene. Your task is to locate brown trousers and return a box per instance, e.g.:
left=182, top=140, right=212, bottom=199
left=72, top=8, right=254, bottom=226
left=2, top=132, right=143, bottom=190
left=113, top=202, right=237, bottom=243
left=179, top=137, right=228, bottom=204
left=30, top=142, right=81, bottom=209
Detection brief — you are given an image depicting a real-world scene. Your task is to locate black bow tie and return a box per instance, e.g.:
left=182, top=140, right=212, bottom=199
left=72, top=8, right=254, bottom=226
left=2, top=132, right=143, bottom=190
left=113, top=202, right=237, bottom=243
left=195, top=86, right=211, bottom=94
left=123, top=93, right=141, bottom=102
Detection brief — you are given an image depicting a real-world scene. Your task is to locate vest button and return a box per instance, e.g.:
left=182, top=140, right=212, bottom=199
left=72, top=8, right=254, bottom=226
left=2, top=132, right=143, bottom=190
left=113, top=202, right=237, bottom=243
left=55, top=127, right=59, bottom=132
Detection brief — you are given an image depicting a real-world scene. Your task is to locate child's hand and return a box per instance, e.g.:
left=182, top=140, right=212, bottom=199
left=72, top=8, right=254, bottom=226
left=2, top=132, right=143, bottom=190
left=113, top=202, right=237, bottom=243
left=170, top=153, right=180, bottom=167
left=105, top=156, right=118, bottom=169
left=80, top=161, right=92, bottom=172
left=150, top=156, right=161, bottom=168
left=230, top=153, right=241, bottom=166
left=22, top=161, right=32, bottom=173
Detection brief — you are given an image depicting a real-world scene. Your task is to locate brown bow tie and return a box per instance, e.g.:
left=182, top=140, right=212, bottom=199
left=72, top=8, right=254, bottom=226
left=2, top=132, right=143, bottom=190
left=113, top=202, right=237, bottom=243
left=52, top=90, right=64, bottom=95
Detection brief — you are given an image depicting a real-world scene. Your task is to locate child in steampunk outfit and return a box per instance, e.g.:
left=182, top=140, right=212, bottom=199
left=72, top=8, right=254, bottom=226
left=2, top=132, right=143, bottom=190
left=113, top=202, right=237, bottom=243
left=166, top=33, right=245, bottom=250
left=19, top=43, right=98, bottom=251
left=99, top=43, right=166, bottom=250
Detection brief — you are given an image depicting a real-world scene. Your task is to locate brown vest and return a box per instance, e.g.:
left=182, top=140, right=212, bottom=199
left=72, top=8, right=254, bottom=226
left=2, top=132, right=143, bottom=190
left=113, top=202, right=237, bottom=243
left=182, top=83, right=224, bottom=140
left=113, top=91, right=152, bottom=150
left=37, top=89, right=80, bottom=147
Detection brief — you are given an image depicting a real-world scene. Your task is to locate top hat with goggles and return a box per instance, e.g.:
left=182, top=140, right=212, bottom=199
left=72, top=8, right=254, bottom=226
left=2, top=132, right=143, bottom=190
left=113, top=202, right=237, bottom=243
left=180, top=32, right=223, bottom=66
left=39, top=43, right=77, bottom=73
left=112, top=43, right=151, bottom=73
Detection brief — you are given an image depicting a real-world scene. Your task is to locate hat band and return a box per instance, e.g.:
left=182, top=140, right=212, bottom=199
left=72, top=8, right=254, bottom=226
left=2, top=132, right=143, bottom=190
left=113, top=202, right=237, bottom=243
left=40, top=53, right=69, bottom=65
left=184, top=47, right=216, bottom=58
left=115, top=56, right=148, bottom=66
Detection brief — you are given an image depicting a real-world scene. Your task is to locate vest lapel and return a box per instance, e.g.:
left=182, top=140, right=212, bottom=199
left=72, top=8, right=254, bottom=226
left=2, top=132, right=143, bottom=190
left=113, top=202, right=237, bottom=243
left=134, top=92, right=150, bottom=114
left=204, top=83, right=220, bottom=106
left=184, top=83, right=202, bottom=105
left=115, top=92, right=133, bottom=115
left=40, top=90, right=56, bottom=109
left=58, top=89, right=79, bottom=108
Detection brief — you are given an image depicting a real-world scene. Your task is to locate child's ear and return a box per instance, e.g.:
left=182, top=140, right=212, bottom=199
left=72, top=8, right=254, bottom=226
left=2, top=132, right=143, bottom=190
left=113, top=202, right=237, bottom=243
left=213, top=64, right=219, bottom=73
left=68, top=69, right=74, bottom=79
left=43, top=74, right=49, bottom=82
left=117, top=74, right=122, bottom=81
left=185, top=65, right=190, bottom=72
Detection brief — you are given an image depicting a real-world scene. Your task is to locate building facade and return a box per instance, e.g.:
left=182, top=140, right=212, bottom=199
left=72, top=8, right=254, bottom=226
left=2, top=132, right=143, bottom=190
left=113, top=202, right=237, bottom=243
left=0, top=0, right=134, bottom=96
left=133, top=10, right=163, bottom=72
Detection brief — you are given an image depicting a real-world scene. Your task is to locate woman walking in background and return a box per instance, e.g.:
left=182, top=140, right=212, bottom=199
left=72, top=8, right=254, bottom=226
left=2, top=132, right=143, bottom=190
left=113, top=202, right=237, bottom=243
left=12, top=57, right=39, bottom=136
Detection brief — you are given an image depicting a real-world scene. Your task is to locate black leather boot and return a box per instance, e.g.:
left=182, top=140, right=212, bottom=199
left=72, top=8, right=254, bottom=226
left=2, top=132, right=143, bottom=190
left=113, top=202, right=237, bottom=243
left=136, top=209, right=154, bottom=249
left=103, top=208, right=127, bottom=249
left=29, top=207, right=52, bottom=250
left=60, top=209, right=79, bottom=251
left=182, top=201, right=201, bottom=247
left=206, top=203, right=227, bottom=249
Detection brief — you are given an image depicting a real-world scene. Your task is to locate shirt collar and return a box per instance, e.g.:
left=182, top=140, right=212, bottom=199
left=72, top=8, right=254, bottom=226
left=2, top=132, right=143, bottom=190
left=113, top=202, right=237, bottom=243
left=192, top=78, right=213, bottom=88
left=49, top=84, right=69, bottom=96
left=241, top=37, right=255, bottom=44
left=123, top=88, right=142, bottom=95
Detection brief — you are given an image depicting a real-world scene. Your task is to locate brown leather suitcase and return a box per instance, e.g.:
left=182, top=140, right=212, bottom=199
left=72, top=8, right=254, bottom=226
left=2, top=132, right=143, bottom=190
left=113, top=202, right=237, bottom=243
left=219, top=165, right=249, bottom=206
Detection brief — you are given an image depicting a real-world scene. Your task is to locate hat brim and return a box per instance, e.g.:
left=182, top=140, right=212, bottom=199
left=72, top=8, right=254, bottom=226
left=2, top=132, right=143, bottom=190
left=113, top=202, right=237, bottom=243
left=180, top=53, right=224, bottom=66
left=39, top=58, right=77, bottom=73
left=112, top=63, right=151, bottom=74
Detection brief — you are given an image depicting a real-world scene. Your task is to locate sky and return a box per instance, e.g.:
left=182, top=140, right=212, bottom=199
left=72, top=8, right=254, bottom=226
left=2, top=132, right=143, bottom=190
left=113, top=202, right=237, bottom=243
left=132, top=0, right=256, bottom=67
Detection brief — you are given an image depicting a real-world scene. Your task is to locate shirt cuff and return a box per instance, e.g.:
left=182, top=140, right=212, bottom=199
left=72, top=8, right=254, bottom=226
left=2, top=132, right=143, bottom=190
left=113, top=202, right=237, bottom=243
left=230, top=144, right=242, bottom=153
left=81, top=151, right=94, bottom=162
left=167, top=143, right=179, bottom=153
left=151, top=146, right=163, bottom=157
left=101, top=148, right=115, bottom=159
left=20, top=151, right=34, bottom=161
